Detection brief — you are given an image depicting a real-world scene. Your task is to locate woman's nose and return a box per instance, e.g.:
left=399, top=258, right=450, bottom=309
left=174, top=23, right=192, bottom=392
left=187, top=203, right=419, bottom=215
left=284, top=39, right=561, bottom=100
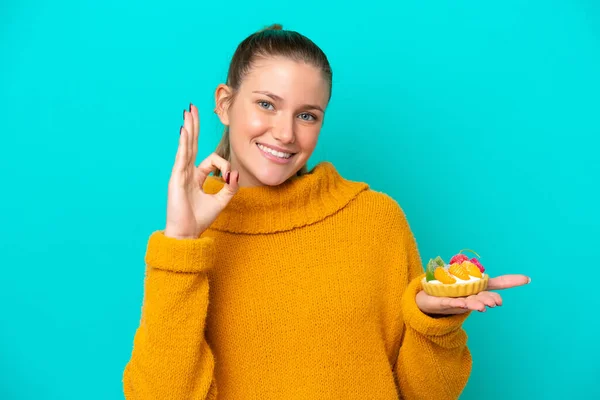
left=272, top=117, right=295, bottom=144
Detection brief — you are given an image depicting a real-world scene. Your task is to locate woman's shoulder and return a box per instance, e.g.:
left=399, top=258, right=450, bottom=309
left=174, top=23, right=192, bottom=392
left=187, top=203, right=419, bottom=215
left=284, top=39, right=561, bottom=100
left=315, top=161, right=412, bottom=229
left=351, top=188, right=412, bottom=230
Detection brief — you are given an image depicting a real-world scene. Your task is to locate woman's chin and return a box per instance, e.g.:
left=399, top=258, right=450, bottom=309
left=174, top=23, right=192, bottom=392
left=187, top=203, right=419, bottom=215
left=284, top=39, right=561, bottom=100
left=257, top=174, right=289, bottom=187
left=253, top=168, right=296, bottom=187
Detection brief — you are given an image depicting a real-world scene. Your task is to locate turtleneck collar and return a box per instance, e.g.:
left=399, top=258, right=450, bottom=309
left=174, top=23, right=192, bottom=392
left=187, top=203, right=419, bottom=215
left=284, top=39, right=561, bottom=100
left=202, top=162, right=369, bottom=234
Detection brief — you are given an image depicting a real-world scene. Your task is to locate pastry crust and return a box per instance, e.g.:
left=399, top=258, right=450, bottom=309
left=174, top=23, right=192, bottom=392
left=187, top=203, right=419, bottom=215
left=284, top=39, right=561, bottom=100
left=421, top=274, right=489, bottom=298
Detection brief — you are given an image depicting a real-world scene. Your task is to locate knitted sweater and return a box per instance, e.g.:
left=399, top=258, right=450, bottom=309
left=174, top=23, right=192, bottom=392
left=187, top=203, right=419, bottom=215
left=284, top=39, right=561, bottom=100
left=123, top=162, right=472, bottom=399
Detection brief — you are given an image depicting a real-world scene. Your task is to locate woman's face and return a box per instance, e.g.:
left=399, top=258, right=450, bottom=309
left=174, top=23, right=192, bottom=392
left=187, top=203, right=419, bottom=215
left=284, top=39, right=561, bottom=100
left=215, top=57, right=330, bottom=187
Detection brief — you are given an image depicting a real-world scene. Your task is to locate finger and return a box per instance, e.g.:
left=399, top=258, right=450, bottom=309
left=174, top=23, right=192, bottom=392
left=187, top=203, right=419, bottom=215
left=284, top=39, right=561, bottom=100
left=195, top=153, right=232, bottom=188
left=465, top=296, right=487, bottom=312
left=190, top=103, right=200, bottom=168
left=183, top=108, right=195, bottom=166
left=486, top=291, right=503, bottom=306
left=475, top=292, right=498, bottom=308
left=173, top=126, right=189, bottom=174
left=487, top=274, right=531, bottom=290
left=437, top=307, right=470, bottom=315
left=440, top=297, right=468, bottom=310
left=214, top=170, right=240, bottom=206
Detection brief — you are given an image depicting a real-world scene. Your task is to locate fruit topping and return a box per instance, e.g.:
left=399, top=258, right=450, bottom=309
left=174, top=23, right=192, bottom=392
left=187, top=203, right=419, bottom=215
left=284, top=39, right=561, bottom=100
left=434, top=256, right=445, bottom=267
left=463, top=261, right=483, bottom=278
left=449, top=263, right=470, bottom=280
left=450, top=254, right=469, bottom=264
left=470, top=257, right=485, bottom=273
left=434, top=267, right=457, bottom=284
left=426, top=259, right=437, bottom=282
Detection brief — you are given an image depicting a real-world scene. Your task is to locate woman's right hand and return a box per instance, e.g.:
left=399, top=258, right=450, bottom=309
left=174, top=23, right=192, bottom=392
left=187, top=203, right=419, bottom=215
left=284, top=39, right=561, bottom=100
left=164, top=104, right=240, bottom=239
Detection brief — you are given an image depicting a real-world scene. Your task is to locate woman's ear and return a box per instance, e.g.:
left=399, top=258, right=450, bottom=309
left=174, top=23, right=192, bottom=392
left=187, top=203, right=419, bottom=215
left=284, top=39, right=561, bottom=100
left=214, top=84, right=233, bottom=126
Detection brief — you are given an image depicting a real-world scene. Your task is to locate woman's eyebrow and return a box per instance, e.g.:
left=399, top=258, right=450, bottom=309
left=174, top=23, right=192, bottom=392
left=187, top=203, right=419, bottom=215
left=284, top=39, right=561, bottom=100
left=252, top=90, right=324, bottom=112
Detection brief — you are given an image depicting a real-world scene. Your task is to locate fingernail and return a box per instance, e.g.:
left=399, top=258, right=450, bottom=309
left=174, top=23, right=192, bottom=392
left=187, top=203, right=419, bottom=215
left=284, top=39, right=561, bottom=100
left=528, top=277, right=531, bottom=284
left=225, top=171, right=231, bottom=184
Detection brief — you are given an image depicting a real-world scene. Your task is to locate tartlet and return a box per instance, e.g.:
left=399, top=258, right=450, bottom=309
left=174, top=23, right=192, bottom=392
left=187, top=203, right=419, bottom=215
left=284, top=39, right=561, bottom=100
left=421, top=249, right=488, bottom=298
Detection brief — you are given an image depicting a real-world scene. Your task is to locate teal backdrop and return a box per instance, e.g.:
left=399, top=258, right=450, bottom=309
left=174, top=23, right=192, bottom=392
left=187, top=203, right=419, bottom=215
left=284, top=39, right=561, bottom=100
left=1, top=0, right=598, bottom=399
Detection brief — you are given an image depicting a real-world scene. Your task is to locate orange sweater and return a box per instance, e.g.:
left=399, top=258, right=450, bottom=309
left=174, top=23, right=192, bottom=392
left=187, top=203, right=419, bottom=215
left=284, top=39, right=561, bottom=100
left=123, top=162, right=472, bottom=399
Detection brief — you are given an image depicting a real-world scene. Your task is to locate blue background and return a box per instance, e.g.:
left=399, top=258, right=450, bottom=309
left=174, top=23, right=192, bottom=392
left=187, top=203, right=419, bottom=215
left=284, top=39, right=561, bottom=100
left=1, top=0, right=598, bottom=398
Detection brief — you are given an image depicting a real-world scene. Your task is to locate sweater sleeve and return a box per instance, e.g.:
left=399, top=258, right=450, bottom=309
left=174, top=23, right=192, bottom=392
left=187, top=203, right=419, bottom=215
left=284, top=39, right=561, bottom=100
left=123, top=231, right=218, bottom=400
left=393, top=215, right=473, bottom=400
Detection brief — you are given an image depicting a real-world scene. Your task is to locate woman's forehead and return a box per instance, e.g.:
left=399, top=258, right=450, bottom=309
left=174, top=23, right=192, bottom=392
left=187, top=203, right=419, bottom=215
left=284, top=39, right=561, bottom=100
left=242, top=59, right=329, bottom=104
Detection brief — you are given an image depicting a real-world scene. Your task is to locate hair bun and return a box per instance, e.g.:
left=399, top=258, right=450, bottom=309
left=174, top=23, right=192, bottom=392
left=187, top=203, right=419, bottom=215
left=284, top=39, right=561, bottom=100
left=259, top=23, right=283, bottom=32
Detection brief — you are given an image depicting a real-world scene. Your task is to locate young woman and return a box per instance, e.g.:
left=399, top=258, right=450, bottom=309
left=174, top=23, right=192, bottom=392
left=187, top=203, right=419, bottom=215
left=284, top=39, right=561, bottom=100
left=123, top=24, right=530, bottom=400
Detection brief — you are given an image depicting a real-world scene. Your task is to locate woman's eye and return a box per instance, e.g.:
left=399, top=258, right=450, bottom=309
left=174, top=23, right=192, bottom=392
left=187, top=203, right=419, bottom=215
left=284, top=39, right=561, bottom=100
left=258, top=101, right=274, bottom=110
left=298, top=113, right=316, bottom=122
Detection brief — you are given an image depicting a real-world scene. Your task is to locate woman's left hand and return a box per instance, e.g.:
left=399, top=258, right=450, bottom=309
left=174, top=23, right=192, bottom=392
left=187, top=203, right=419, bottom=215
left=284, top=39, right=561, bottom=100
left=416, top=274, right=531, bottom=316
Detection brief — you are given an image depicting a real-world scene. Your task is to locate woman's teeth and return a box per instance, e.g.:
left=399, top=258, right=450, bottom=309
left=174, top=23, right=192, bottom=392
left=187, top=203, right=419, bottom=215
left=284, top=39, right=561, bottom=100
left=257, top=143, right=293, bottom=159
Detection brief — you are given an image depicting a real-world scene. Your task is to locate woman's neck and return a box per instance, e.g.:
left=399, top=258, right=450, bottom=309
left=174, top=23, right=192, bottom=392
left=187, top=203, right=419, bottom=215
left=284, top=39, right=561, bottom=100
left=203, top=161, right=369, bottom=234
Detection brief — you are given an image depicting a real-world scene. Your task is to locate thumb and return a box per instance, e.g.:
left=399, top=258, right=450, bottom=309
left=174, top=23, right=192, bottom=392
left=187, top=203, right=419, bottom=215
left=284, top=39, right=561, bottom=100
left=487, top=274, right=531, bottom=290
left=214, top=170, right=240, bottom=206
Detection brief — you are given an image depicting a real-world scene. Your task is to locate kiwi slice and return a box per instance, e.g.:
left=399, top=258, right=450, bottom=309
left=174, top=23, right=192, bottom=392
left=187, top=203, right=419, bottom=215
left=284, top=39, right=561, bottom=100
left=434, top=256, right=446, bottom=267
left=426, top=259, right=437, bottom=281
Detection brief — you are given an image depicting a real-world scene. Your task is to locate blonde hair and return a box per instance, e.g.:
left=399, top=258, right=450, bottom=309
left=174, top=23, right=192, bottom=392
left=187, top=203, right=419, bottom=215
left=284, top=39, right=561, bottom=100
left=215, top=23, right=333, bottom=177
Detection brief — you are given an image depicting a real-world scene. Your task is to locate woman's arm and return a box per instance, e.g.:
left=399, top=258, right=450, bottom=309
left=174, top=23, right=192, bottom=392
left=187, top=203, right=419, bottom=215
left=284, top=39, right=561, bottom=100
left=392, top=211, right=472, bottom=400
left=394, top=274, right=472, bottom=399
left=123, top=231, right=218, bottom=400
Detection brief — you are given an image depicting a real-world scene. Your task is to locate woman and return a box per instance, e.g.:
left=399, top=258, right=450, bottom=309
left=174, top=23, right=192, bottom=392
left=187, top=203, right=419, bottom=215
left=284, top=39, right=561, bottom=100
left=123, top=24, right=530, bottom=400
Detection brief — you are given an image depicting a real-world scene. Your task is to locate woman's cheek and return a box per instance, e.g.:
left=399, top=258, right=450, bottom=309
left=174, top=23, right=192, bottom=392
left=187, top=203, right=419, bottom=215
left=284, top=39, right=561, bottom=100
left=298, top=126, right=321, bottom=150
left=247, top=109, right=269, bottom=133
